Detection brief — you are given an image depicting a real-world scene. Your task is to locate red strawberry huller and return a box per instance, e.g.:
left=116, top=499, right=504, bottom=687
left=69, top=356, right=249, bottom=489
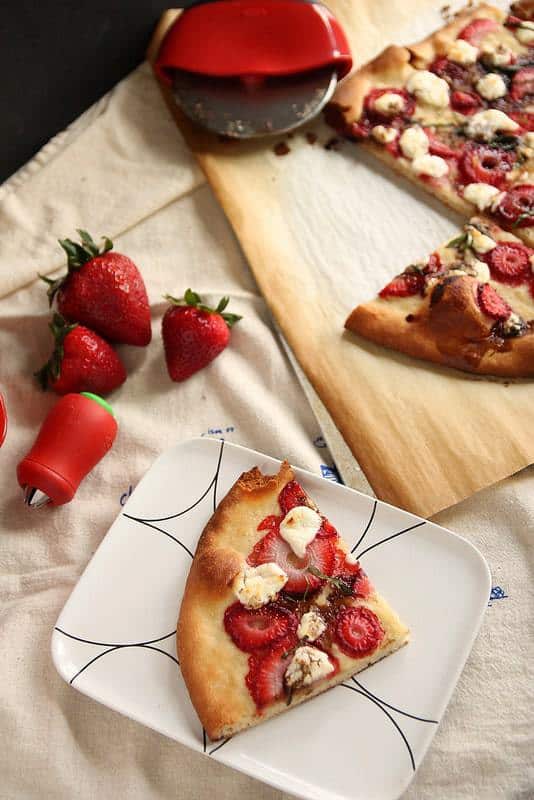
left=154, top=0, right=352, bottom=138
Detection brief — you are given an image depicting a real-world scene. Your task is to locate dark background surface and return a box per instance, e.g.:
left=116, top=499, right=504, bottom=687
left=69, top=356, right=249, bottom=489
left=1, top=0, right=175, bottom=184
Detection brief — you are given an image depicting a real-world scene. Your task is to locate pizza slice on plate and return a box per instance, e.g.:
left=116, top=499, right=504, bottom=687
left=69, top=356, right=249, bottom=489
left=178, top=462, right=409, bottom=740
left=346, top=216, right=534, bottom=376
left=326, top=2, right=534, bottom=244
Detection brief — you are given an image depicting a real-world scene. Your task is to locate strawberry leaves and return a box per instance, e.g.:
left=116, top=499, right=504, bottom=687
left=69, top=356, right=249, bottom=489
left=59, top=230, right=113, bottom=268
left=34, top=313, right=78, bottom=390
left=165, top=288, right=242, bottom=328
left=40, top=230, right=114, bottom=306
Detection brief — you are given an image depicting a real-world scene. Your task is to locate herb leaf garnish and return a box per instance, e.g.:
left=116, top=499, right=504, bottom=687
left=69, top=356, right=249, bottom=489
left=513, top=212, right=534, bottom=228
left=446, top=230, right=473, bottom=252
left=307, top=566, right=352, bottom=596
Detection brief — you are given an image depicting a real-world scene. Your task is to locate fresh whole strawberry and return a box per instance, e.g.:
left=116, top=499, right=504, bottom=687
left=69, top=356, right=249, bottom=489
left=35, top=313, right=126, bottom=395
left=41, top=230, right=151, bottom=346
left=161, top=289, right=241, bottom=382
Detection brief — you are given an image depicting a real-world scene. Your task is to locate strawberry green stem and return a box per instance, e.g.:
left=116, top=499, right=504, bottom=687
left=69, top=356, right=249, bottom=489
left=39, top=230, right=113, bottom=306
left=164, top=288, right=242, bottom=328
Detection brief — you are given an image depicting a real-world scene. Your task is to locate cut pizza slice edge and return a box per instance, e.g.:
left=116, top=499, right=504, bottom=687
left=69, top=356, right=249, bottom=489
left=346, top=216, right=534, bottom=376
left=178, top=462, right=409, bottom=740
left=326, top=2, right=534, bottom=246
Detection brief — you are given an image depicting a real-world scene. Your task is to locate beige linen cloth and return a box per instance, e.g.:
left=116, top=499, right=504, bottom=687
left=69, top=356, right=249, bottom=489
left=1, top=63, right=533, bottom=800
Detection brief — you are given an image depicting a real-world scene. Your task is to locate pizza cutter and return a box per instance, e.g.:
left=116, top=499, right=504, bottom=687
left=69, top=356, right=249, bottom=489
left=154, top=0, right=352, bottom=138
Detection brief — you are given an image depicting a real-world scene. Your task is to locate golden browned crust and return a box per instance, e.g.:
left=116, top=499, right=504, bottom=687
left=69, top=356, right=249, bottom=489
left=334, top=45, right=413, bottom=122
left=177, top=462, right=295, bottom=739
left=331, top=3, right=534, bottom=247
left=346, top=275, right=534, bottom=378
left=178, top=463, right=409, bottom=740
left=408, top=3, right=505, bottom=66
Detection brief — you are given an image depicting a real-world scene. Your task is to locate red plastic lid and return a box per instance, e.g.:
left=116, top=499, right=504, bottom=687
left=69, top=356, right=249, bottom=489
left=155, top=0, right=352, bottom=82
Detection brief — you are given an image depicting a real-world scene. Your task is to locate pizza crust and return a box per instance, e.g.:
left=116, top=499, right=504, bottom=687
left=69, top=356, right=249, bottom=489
left=346, top=275, right=534, bottom=377
left=178, top=463, right=409, bottom=740
left=331, top=3, right=534, bottom=247
left=408, top=3, right=506, bottom=66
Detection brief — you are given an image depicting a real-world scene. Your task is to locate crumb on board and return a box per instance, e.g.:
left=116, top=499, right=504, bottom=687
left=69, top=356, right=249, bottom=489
left=306, top=132, right=318, bottom=145
left=324, top=137, right=342, bottom=151
left=274, top=141, right=291, bottom=156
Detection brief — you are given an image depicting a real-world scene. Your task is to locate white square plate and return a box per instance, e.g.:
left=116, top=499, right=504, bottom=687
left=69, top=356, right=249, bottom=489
left=52, top=437, right=491, bottom=800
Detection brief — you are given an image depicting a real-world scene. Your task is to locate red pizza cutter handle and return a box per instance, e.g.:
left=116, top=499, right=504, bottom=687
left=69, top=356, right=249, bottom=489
left=155, top=0, right=352, bottom=82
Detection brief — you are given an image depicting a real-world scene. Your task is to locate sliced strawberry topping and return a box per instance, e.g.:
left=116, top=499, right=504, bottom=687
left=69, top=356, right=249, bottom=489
left=450, top=90, right=483, bottom=115
left=379, top=272, right=424, bottom=298
left=485, top=242, right=532, bottom=285
left=224, top=602, right=298, bottom=652
left=425, top=252, right=442, bottom=273
left=245, top=638, right=296, bottom=709
left=425, top=131, right=460, bottom=159
left=347, top=120, right=371, bottom=140
left=459, top=142, right=515, bottom=189
left=430, top=56, right=470, bottom=86
left=384, top=136, right=401, bottom=158
left=332, top=551, right=372, bottom=599
left=278, top=480, right=309, bottom=514
left=511, top=67, right=534, bottom=102
left=494, top=185, right=534, bottom=228
left=317, top=519, right=338, bottom=539
left=477, top=284, right=512, bottom=320
left=364, top=88, right=415, bottom=121
left=334, top=606, right=384, bottom=659
left=458, top=18, right=499, bottom=45
left=257, top=515, right=282, bottom=532
left=509, top=111, right=534, bottom=132
left=248, top=530, right=335, bottom=594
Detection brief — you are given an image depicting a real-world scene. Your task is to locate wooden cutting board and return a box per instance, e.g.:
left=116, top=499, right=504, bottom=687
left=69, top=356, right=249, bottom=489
left=148, top=1, right=534, bottom=518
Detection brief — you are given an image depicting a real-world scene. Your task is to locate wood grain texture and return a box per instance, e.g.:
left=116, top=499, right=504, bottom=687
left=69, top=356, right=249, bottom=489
left=148, top=2, right=534, bottom=517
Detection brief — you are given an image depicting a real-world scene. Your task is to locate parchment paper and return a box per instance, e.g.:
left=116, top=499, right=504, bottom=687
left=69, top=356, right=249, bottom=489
left=150, top=1, right=533, bottom=517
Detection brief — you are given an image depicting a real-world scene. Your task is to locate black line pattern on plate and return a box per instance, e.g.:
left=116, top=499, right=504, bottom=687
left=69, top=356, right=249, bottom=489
left=341, top=683, right=416, bottom=771
left=55, top=439, right=227, bottom=750
left=351, top=499, right=377, bottom=554
left=122, top=516, right=195, bottom=558
left=125, top=438, right=226, bottom=523
left=122, top=438, right=226, bottom=559
left=54, top=628, right=180, bottom=685
left=58, top=441, right=438, bottom=769
left=352, top=678, right=438, bottom=725
left=355, top=521, right=426, bottom=561
left=54, top=627, right=176, bottom=649
left=208, top=737, right=232, bottom=756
